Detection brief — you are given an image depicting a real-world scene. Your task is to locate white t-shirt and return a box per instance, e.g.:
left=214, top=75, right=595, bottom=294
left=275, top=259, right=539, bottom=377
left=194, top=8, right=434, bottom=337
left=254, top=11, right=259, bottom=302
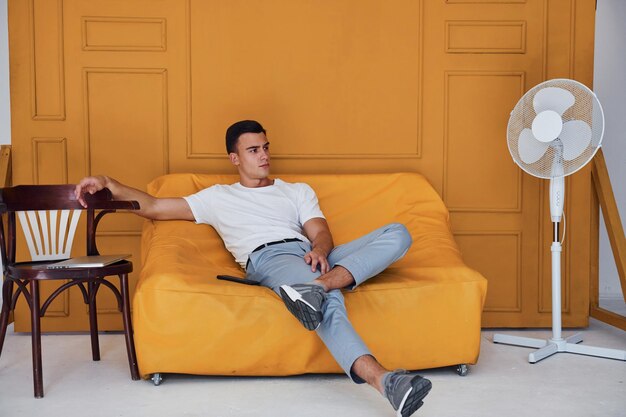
left=183, top=179, right=325, bottom=268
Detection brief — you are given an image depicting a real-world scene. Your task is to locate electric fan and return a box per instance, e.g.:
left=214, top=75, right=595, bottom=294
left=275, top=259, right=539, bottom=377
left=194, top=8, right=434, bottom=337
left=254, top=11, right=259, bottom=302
left=493, top=78, right=626, bottom=363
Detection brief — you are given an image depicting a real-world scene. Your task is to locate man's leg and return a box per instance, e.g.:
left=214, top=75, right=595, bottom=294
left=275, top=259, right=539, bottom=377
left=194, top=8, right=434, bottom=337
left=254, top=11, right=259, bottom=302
left=314, top=223, right=412, bottom=291
left=248, top=235, right=431, bottom=416
left=246, top=241, right=320, bottom=290
left=320, top=279, right=431, bottom=417
left=351, top=355, right=387, bottom=393
left=349, top=355, right=432, bottom=415
left=271, top=223, right=410, bottom=331
left=246, top=242, right=372, bottom=383
left=248, top=226, right=409, bottom=371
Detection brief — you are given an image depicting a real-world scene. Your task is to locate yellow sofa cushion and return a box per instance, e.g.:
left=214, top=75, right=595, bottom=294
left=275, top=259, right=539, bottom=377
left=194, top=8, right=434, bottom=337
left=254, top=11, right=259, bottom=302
left=133, top=173, right=487, bottom=378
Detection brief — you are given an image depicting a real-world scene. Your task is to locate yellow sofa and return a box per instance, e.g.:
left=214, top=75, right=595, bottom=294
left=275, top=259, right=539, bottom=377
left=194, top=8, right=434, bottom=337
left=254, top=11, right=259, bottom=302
left=133, top=173, right=488, bottom=380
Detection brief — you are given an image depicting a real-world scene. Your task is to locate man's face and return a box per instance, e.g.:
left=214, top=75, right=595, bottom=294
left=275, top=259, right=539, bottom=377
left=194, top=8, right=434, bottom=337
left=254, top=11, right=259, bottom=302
left=229, top=132, right=271, bottom=180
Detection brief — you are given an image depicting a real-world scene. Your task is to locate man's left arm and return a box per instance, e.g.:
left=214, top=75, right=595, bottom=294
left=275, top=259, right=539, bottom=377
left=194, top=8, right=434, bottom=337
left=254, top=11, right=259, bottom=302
left=302, top=218, right=334, bottom=274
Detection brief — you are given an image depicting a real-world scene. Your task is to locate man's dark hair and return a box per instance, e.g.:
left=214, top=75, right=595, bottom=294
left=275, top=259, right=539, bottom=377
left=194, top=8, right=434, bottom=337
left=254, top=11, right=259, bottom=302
left=225, top=120, right=266, bottom=154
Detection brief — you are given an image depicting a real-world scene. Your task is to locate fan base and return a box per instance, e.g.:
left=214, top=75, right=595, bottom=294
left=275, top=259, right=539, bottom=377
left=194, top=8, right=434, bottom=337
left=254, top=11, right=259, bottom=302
left=493, top=333, right=626, bottom=363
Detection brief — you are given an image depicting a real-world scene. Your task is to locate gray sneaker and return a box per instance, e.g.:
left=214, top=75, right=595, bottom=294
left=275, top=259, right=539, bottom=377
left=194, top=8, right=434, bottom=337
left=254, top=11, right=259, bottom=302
left=383, top=370, right=432, bottom=417
left=279, top=283, right=326, bottom=331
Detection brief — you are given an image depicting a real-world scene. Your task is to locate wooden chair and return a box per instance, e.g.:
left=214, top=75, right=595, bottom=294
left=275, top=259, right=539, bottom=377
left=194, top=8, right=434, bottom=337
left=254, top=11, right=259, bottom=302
left=0, top=184, right=140, bottom=398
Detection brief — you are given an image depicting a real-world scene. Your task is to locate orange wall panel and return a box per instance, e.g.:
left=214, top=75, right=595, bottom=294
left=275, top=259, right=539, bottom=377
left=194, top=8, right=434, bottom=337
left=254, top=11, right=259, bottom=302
left=8, top=0, right=597, bottom=329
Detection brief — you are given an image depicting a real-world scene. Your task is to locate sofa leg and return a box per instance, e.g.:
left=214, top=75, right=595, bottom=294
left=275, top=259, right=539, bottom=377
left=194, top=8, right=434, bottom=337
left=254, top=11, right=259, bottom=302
left=455, top=364, right=469, bottom=376
left=151, top=373, right=163, bottom=386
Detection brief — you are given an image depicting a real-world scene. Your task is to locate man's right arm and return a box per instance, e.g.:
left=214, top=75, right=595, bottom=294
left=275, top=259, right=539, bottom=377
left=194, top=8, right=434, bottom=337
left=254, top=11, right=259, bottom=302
left=75, top=175, right=195, bottom=221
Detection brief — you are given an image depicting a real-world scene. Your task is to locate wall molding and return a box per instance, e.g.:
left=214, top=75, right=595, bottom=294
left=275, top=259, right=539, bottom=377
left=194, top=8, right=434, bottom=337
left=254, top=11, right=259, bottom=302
left=443, top=70, right=525, bottom=213
left=31, top=137, right=68, bottom=184
left=82, top=67, right=170, bottom=177
left=446, top=20, right=527, bottom=54
left=81, top=16, right=167, bottom=52
left=454, top=230, right=523, bottom=312
left=445, top=0, right=526, bottom=3
left=185, top=0, right=424, bottom=160
left=29, top=0, right=66, bottom=120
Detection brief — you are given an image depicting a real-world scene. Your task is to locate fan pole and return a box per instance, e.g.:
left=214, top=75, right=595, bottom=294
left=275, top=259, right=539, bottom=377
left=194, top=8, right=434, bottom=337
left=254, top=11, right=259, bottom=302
left=551, top=223, right=562, bottom=342
left=493, top=178, right=626, bottom=363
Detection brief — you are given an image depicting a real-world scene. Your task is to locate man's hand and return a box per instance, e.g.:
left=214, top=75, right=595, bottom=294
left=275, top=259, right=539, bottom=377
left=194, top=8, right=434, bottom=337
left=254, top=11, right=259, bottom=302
left=304, top=247, right=330, bottom=274
left=75, top=176, right=108, bottom=208
left=302, top=218, right=334, bottom=274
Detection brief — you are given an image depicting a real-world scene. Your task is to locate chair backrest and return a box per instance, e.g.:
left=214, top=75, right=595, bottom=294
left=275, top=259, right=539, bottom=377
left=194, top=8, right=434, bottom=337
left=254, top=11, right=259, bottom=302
left=17, top=209, right=82, bottom=261
left=0, top=184, right=140, bottom=266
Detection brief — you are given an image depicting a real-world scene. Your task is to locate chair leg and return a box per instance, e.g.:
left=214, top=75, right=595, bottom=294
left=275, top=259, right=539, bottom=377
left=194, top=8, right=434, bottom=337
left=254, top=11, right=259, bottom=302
left=88, top=281, right=101, bottom=361
left=0, top=280, right=14, bottom=358
left=120, top=274, right=139, bottom=380
left=30, top=280, right=44, bottom=398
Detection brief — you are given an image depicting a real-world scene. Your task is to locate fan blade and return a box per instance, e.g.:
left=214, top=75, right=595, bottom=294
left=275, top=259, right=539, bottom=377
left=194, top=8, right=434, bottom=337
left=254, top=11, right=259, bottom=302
left=518, top=128, right=549, bottom=164
left=560, top=120, right=592, bottom=161
left=533, top=87, right=575, bottom=115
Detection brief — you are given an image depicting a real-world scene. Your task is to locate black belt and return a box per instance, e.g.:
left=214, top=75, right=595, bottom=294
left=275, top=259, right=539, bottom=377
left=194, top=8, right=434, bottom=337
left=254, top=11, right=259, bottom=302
left=250, top=238, right=302, bottom=255
left=246, top=238, right=302, bottom=269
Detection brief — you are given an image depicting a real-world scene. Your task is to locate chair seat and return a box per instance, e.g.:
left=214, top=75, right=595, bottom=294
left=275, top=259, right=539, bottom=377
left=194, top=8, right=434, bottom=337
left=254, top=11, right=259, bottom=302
left=7, top=260, right=133, bottom=280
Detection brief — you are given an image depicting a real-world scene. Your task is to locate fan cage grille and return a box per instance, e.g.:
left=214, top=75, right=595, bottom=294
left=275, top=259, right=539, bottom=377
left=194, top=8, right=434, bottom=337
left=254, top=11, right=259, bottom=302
left=507, top=79, right=604, bottom=179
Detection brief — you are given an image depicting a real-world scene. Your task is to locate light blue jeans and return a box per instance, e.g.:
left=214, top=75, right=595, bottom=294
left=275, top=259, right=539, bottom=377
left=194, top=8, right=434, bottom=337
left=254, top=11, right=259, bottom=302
left=245, top=223, right=412, bottom=383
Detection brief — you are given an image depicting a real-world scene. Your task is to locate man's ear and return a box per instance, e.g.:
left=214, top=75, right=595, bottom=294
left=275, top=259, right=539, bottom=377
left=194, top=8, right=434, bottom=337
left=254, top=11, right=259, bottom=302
left=229, top=152, right=239, bottom=166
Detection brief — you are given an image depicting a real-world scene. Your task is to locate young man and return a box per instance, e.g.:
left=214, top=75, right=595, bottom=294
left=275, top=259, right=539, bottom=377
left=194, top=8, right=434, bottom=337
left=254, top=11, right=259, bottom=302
left=75, top=120, right=432, bottom=417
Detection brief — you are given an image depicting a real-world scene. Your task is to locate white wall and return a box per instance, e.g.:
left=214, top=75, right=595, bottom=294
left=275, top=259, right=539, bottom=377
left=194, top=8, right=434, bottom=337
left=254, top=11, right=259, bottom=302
left=0, top=0, right=10, bottom=145
left=594, top=0, right=626, bottom=301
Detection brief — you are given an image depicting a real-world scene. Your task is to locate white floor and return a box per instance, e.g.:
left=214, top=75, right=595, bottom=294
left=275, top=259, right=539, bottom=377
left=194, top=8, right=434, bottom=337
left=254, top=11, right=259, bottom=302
left=1, top=315, right=625, bottom=417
